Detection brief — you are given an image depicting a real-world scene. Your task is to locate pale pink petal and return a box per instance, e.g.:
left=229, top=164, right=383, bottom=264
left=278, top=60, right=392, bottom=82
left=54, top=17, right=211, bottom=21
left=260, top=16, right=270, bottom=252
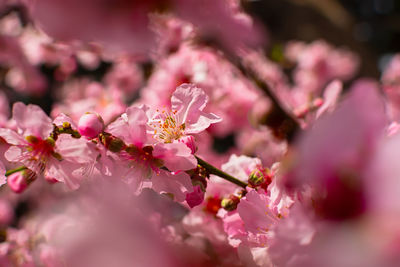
left=152, top=142, right=197, bottom=172
left=185, top=111, right=222, bottom=134
left=55, top=134, right=97, bottom=164
left=171, top=83, right=221, bottom=134
left=268, top=204, right=315, bottom=266
left=151, top=170, right=193, bottom=202
left=45, top=160, right=83, bottom=190
left=53, top=113, right=78, bottom=129
left=106, top=116, right=130, bottom=142
left=237, top=190, right=278, bottom=234
left=126, top=106, right=148, bottom=147
left=0, top=128, right=25, bottom=145
left=4, top=145, right=23, bottom=162
left=12, top=102, right=53, bottom=138
left=107, top=106, right=148, bottom=146
left=217, top=209, right=247, bottom=248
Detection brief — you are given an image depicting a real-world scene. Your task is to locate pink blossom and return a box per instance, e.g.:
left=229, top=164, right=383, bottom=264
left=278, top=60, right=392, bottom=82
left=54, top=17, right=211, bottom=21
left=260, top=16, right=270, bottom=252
left=107, top=106, right=196, bottom=202
left=0, top=103, right=98, bottom=190
left=141, top=44, right=260, bottom=136
left=148, top=83, right=221, bottom=144
left=237, top=190, right=281, bottom=244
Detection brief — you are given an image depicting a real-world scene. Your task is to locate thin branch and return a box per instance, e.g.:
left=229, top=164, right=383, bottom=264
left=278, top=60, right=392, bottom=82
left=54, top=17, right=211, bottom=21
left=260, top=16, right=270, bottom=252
left=5, top=166, right=27, bottom=177
left=196, top=156, right=248, bottom=188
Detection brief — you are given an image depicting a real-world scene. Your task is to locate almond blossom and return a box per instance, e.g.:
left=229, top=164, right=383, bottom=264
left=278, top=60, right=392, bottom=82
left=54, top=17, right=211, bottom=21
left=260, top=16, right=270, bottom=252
left=106, top=105, right=196, bottom=202
left=148, top=83, right=221, bottom=145
left=0, top=102, right=97, bottom=190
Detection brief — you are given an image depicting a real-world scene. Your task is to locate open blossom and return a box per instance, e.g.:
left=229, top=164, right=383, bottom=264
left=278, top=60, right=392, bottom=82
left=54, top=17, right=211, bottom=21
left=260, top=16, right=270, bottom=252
left=148, top=83, right=221, bottom=145
left=0, top=102, right=97, bottom=190
left=141, top=44, right=260, bottom=137
left=107, top=105, right=196, bottom=202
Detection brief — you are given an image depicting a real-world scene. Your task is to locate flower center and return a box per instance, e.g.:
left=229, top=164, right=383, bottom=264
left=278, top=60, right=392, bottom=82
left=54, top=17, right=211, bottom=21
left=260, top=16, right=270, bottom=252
left=149, top=109, right=185, bottom=143
left=25, top=136, right=56, bottom=174
left=123, top=145, right=163, bottom=176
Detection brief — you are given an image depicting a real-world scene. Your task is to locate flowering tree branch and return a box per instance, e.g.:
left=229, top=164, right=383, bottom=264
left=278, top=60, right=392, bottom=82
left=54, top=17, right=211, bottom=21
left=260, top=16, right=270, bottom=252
left=195, top=156, right=248, bottom=188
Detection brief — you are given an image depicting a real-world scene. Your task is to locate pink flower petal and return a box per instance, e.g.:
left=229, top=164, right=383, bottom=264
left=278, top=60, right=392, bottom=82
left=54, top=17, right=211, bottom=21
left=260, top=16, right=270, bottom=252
left=171, top=83, right=221, bottom=134
left=0, top=128, right=24, bottom=145
left=152, top=142, right=197, bottom=172
left=12, top=102, right=53, bottom=139
left=151, top=170, right=193, bottom=202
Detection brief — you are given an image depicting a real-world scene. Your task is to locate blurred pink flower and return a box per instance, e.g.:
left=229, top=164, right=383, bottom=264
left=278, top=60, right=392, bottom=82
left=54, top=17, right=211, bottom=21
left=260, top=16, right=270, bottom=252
left=284, top=79, right=387, bottom=220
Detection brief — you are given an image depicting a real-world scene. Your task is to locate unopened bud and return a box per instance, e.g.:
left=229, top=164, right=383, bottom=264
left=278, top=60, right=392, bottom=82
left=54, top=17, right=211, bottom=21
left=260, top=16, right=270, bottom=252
left=78, top=113, right=104, bottom=139
left=178, top=135, right=196, bottom=154
left=248, top=167, right=272, bottom=189
left=7, top=169, right=36, bottom=193
left=100, top=133, right=125, bottom=153
left=185, top=185, right=205, bottom=208
left=221, top=195, right=240, bottom=211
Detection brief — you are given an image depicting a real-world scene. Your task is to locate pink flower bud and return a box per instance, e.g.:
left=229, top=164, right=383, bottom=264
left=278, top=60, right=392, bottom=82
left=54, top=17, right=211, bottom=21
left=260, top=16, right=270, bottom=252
left=178, top=135, right=196, bottom=154
left=78, top=113, right=104, bottom=139
left=185, top=185, right=205, bottom=208
left=7, top=172, right=28, bottom=193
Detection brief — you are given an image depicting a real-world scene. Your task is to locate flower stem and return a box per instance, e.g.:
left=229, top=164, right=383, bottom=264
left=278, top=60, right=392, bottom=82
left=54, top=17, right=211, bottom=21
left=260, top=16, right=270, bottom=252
left=5, top=166, right=27, bottom=177
left=195, top=156, right=247, bottom=188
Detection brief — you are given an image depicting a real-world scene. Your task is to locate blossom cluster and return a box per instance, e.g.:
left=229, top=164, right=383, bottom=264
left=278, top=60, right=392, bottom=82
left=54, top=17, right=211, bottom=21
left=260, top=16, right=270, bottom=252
left=0, top=0, right=399, bottom=266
